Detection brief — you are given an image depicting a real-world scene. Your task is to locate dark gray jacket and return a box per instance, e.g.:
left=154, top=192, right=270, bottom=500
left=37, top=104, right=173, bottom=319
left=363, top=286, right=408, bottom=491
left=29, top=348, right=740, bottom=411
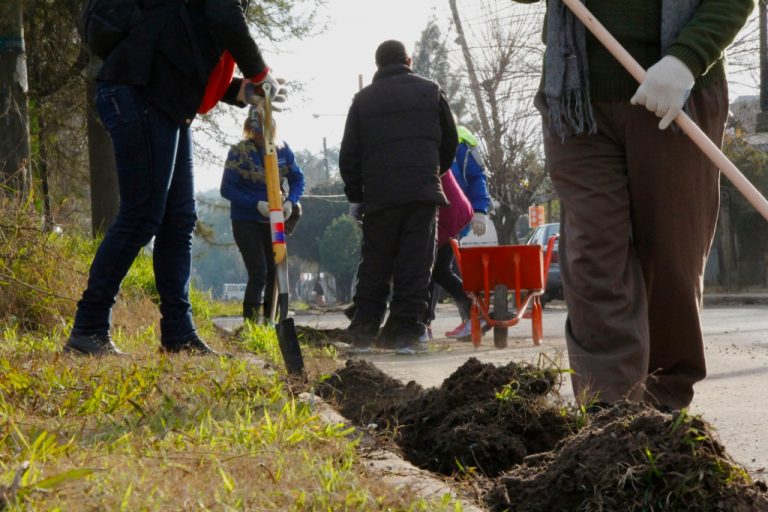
left=339, top=64, right=457, bottom=213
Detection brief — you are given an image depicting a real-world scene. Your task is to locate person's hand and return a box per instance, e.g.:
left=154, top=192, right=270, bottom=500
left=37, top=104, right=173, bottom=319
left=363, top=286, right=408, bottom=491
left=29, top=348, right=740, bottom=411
left=471, top=212, right=487, bottom=236
left=630, top=55, right=694, bottom=130
left=250, top=72, right=288, bottom=103
left=349, top=203, right=364, bottom=223
left=282, top=200, right=293, bottom=220
left=257, top=201, right=270, bottom=217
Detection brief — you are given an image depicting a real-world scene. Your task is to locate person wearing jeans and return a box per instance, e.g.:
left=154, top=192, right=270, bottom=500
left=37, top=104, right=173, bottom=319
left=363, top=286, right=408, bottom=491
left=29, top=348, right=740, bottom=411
left=65, top=0, right=282, bottom=356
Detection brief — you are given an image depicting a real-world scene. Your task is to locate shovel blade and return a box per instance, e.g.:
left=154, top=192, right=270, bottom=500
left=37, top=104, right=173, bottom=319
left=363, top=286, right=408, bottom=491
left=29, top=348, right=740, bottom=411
left=276, top=318, right=304, bottom=375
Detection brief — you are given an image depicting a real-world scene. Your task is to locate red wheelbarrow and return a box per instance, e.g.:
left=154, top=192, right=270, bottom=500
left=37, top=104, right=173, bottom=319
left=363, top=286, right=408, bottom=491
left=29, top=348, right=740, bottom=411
left=450, top=235, right=558, bottom=348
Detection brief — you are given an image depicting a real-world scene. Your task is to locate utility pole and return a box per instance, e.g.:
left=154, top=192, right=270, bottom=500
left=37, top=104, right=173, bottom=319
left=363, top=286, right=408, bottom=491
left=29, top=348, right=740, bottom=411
left=758, top=0, right=768, bottom=132
left=322, top=136, right=329, bottom=181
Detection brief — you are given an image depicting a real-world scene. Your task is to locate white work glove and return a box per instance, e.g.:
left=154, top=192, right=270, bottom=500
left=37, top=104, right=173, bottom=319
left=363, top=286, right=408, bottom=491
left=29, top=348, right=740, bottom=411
left=630, top=55, right=695, bottom=130
left=282, top=200, right=293, bottom=220
left=257, top=201, right=270, bottom=217
left=252, top=72, right=288, bottom=102
left=471, top=212, right=487, bottom=236
left=349, top=203, right=364, bottom=223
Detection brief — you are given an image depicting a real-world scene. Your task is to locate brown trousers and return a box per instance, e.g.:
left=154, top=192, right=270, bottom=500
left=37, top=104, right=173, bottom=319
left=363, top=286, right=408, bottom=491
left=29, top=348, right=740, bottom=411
left=542, top=82, right=728, bottom=409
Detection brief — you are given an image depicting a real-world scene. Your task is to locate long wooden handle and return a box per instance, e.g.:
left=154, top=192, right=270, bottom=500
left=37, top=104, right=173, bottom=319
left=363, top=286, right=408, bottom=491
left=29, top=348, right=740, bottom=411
left=262, top=83, right=287, bottom=264
left=561, top=0, right=768, bottom=222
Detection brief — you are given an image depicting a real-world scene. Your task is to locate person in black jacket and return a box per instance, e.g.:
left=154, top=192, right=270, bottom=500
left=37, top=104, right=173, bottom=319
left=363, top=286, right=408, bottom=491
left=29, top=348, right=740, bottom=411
left=65, top=0, right=281, bottom=356
left=340, top=40, right=458, bottom=355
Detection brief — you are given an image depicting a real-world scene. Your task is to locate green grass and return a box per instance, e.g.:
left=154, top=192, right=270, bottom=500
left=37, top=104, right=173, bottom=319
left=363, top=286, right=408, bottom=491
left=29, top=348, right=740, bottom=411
left=0, top=323, right=464, bottom=510
left=0, top=207, right=464, bottom=511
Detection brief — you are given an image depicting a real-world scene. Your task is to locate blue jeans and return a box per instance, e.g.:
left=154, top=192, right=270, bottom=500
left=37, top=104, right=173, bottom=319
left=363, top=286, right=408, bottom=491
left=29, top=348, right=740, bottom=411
left=73, top=83, right=198, bottom=345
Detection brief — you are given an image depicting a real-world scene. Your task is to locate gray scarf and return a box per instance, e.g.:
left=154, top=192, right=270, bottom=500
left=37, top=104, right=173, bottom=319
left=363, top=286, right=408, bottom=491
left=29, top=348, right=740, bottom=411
left=544, top=0, right=701, bottom=138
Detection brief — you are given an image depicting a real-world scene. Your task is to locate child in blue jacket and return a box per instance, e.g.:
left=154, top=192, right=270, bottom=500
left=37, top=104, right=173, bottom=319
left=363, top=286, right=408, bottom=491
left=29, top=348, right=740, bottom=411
left=221, top=106, right=305, bottom=321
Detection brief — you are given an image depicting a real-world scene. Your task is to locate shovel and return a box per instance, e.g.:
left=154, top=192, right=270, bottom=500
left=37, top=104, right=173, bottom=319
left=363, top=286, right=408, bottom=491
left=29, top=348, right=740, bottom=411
left=256, top=82, right=305, bottom=376
left=561, top=0, right=768, bottom=222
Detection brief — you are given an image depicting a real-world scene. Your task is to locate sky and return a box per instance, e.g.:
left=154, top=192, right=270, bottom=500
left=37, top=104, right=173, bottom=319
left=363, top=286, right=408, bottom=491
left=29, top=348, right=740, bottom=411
left=193, top=0, right=763, bottom=193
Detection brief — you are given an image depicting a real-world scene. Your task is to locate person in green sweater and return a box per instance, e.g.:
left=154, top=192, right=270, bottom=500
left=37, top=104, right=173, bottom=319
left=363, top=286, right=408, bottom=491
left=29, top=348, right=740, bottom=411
left=513, top=0, right=754, bottom=410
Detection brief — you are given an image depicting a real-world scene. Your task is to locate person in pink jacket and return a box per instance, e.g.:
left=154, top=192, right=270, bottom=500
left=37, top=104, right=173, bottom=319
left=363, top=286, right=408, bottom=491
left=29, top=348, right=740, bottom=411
left=422, top=171, right=474, bottom=341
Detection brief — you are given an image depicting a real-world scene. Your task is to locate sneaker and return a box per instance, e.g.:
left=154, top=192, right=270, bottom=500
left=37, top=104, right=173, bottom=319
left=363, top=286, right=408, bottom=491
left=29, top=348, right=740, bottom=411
left=418, top=327, right=433, bottom=343
left=161, top=335, right=232, bottom=357
left=64, top=332, right=127, bottom=356
left=445, top=321, right=468, bottom=338
left=456, top=319, right=491, bottom=342
left=395, top=340, right=429, bottom=355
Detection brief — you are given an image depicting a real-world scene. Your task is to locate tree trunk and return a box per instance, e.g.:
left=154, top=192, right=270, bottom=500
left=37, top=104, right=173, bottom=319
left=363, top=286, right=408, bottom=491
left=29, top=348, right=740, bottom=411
left=0, top=0, right=31, bottom=199
left=758, top=0, right=768, bottom=131
left=39, top=117, right=53, bottom=229
left=85, top=60, right=119, bottom=237
left=494, top=203, right=518, bottom=245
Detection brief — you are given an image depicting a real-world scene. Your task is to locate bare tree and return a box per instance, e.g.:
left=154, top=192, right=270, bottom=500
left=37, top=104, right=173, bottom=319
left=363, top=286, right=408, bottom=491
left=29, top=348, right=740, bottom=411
left=0, top=0, right=32, bottom=199
left=448, top=0, right=550, bottom=243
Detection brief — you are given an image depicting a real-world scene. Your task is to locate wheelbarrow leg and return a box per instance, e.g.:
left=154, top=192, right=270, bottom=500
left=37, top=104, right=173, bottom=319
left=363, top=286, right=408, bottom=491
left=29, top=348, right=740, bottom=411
left=531, top=296, right=543, bottom=346
left=471, top=301, right=482, bottom=347
left=493, top=284, right=509, bottom=349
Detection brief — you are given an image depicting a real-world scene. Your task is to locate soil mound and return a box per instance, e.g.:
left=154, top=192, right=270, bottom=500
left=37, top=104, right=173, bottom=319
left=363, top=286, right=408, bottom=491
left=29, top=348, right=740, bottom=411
left=486, top=401, right=768, bottom=511
left=317, top=358, right=768, bottom=511
left=317, top=357, right=571, bottom=477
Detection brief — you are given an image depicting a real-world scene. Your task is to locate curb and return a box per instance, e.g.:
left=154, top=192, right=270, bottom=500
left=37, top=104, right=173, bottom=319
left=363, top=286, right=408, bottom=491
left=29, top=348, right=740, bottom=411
left=298, top=392, right=485, bottom=511
left=703, top=294, right=768, bottom=306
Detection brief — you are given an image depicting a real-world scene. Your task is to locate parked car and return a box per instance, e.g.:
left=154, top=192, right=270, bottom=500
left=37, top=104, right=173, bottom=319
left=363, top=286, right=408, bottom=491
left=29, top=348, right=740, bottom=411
left=526, top=222, right=562, bottom=305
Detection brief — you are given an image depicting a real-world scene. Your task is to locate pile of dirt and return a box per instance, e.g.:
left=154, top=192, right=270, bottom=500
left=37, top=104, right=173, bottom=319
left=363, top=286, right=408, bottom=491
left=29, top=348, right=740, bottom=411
left=317, top=357, right=571, bottom=477
left=486, top=401, right=768, bottom=511
left=317, top=358, right=768, bottom=511
left=315, top=359, right=424, bottom=425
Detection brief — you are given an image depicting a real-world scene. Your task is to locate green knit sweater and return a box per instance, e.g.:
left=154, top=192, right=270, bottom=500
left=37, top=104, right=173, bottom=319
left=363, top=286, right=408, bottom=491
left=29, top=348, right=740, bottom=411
left=514, top=0, right=755, bottom=102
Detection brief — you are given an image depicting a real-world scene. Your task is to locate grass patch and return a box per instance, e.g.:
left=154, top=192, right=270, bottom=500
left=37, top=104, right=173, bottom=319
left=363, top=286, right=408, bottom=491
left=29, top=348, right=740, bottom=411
left=0, top=201, right=462, bottom=510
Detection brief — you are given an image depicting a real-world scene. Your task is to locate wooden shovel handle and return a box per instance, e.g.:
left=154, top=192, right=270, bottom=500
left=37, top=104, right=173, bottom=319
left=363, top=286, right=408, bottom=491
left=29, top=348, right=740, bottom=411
left=561, top=0, right=768, bottom=222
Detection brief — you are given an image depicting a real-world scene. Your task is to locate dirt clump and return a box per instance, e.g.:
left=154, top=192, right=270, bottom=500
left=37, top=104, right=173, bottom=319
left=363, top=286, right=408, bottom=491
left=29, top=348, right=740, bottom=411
left=486, top=401, right=768, bottom=512
left=317, top=357, right=571, bottom=477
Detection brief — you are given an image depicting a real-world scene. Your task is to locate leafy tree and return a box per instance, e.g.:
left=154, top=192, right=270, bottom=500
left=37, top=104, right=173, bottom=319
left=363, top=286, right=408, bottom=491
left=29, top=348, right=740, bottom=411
left=449, top=0, right=550, bottom=244
left=318, top=215, right=361, bottom=303
left=289, top=179, right=348, bottom=266
left=412, top=16, right=467, bottom=121
left=719, top=130, right=768, bottom=286
left=191, top=190, right=246, bottom=297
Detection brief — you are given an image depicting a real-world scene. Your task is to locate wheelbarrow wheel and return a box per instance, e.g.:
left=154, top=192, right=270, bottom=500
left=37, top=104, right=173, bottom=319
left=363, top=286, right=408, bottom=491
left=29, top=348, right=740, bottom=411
left=493, top=284, right=509, bottom=349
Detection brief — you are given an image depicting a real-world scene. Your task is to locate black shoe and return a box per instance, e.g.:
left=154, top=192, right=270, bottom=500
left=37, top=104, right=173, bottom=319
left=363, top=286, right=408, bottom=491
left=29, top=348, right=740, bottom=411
left=161, top=336, right=232, bottom=357
left=64, top=332, right=127, bottom=356
left=348, top=322, right=378, bottom=353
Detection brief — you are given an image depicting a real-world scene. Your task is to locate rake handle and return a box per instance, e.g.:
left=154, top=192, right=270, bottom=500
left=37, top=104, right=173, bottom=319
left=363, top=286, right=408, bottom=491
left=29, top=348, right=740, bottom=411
left=561, top=0, right=768, bottom=222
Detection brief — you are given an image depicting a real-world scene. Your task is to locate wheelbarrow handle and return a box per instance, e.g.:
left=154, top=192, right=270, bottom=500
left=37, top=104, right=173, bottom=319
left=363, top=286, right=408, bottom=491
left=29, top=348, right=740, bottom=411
left=561, top=0, right=768, bottom=223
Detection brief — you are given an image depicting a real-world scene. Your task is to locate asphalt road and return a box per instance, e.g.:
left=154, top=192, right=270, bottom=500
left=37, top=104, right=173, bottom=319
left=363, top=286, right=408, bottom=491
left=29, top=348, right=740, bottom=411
left=216, top=302, right=768, bottom=479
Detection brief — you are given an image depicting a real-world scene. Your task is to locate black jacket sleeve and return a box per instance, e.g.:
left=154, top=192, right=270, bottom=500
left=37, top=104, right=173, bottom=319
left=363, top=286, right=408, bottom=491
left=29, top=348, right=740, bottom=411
left=339, top=101, right=364, bottom=203
left=206, top=0, right=268, bottom=79
left=438, top=91, right=458, bottom=174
